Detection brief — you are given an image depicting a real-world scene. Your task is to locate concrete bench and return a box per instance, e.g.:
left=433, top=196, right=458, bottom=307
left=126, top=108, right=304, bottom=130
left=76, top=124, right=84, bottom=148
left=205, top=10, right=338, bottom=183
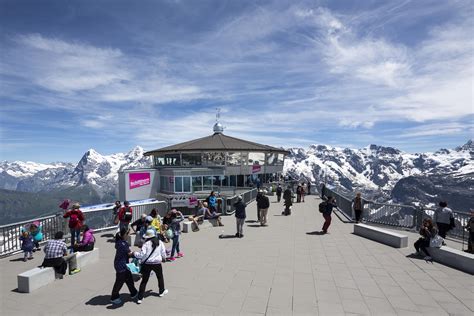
left=182, top=220, right=215, bottom=233
left=18, top=267, right=56, bottom=293
left=76, top=248, right=99, bottom=268
left=354, top=223, right=408, bottom=248
left=429, top=246, right=474, bottom=274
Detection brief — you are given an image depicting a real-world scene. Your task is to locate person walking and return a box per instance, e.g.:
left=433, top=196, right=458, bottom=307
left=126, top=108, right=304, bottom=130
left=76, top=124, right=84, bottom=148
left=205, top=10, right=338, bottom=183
left=283, top=186, right=293, bottom=215
left=321, top=196, right=337, bottom=234
left=414, top=218, right=437, bottom=261
left=296, top=185, right=302, bottom=203
left=134, top=229, right=168, bottom=304
left=434, top=201, right=454, bottom=239
left=168, top=209, right=185, bottom=261
left=256, top=190, right=263, bottom=222
left=234, top=196, right=246, bottom=238
left=63, top=203, right=84, bottom=252
left=29, top=221, right=43, bottom=252
left=276, top=184, right=282, bottom=202
left=118, top=201, right=133, bottom=231
left=257, top=191, right=270, bottom=226
left=110, top=227, right=138, bottom=305
left=19, top=230, right=34, bottom=261
left=352, top=192, right=364, bottom=223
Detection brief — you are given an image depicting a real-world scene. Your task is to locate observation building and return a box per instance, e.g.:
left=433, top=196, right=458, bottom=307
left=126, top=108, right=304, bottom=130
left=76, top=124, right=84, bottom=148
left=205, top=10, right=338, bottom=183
left=118, top=115, right=289, bottom=203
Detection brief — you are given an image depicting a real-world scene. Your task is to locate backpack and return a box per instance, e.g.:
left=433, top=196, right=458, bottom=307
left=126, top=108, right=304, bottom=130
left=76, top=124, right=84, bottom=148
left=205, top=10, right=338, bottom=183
left=69, top=211, right=80, bottom=228
left=318, top=202, right=327, bottom=213
left=123, top=207, right=133, bottom=222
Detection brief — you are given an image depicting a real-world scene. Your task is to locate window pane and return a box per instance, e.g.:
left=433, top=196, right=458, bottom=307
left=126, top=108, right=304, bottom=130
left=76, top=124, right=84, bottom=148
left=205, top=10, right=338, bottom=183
left=237, top=175, right=245, bottom=187
left=248, top=152, right=265, bottom=166
left=213, top=176, right=220, bottom=188
left=165, top=154, right=181, bottom=166
left=182, top=153, right=202, bottom=166
left=174, top=177, right=183, bottom=192
left=202, top=152, right=225, bottom=166
left=155, top=156, right=165, bottom=166
left=266, top=153, right=277, bottom=165
left=203, top=176, right=213, bottom=190
left=226, top=152, right=242, bottom=166
left=221, top=176, right=229, bottom=187
left=183, top=177, right=191, bottom=192
left=277, top=154, right=284, bottom=165
left=192, top=176, right=202, bottom=192
left=230, top=175, right=236, bottom=186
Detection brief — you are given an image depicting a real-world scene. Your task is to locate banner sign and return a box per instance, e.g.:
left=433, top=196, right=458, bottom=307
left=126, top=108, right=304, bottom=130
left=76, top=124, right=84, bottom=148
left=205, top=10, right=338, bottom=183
left=129, top=172, right=151, bottom=190
left=252, top=164, right=261, bottom=173
left=170, top=195, right=198, bottom=208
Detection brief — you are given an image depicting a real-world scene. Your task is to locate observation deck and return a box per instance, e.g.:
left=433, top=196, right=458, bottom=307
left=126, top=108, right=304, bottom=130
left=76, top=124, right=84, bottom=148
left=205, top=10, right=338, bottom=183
left=1, top=195, right=472, bottom=315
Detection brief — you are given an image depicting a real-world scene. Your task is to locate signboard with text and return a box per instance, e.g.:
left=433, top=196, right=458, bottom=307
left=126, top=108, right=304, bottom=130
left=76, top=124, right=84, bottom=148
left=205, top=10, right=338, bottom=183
left=171, top=195, right=198, bottom=208
left=129, top=172, right=151, bottom=190
left=252, top=164, right=262, bottom=173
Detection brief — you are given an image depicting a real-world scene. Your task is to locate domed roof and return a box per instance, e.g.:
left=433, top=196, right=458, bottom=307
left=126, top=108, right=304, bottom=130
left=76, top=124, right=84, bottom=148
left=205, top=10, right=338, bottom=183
left=213, top=122, right=224, bottom=134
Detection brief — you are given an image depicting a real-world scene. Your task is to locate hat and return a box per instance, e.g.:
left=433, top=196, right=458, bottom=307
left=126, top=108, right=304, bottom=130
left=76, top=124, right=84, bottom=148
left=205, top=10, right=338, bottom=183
left=124, top=201, right=130, bottom=206
left=145, top=216, right=153, bottom=223
left=143, top=229, right=156, bottom=239
left=141, top=213, right=147, bottom=219
left=72, top=203, right=80, bottom=209
left=237, top=195, right=243, bottom=201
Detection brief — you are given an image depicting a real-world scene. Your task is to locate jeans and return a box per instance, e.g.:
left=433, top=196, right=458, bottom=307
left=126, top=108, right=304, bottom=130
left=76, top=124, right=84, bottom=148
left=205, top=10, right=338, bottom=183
left=70, top=228, right=81, bottom=250
left=259, top=208, right=268, bottom=225
left=138, top=264, right=165, bottom=300
left=236, top=218, right=245, bottom=235
left=354, top=209, right=362, bottom=222
left=322, top=214, right=332, bottom=232
left=170, top=235, right=180, bottom=257
left=119, top=222, right=130, bottom=232
left=111, top=270, right=137, bottom=300
left=414, top=238, right=430, bottom=256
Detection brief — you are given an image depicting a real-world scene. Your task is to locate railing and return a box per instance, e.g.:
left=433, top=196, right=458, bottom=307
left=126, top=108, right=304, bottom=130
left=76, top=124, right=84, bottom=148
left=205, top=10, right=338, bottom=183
left=225, top=188, right=259, bottom=215
left=322, top=186, right=471, bottom=240
left=0, top=200, right=168, bottom=257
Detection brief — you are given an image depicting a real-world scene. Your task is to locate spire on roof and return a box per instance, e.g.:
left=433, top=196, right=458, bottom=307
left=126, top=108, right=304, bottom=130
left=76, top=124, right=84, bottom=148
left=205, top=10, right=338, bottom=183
left=213, top=107, right=225, bottom=134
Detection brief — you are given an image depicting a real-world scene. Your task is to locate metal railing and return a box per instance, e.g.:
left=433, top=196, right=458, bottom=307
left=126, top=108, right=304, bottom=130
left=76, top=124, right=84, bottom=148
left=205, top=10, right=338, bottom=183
left=225, top=188, right=259, bottom=215
left=0, top=200, right=167, bottom=257
left=321, top=186, right=471, bottom=240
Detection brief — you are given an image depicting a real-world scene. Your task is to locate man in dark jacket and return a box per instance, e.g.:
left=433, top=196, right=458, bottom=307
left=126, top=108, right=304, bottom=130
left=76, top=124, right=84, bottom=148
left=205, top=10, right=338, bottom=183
left=283, top=186, right=293, bottom=216
left=257, top=191, right=270, bottom=226
left=255, top=190, right=263, bottom=222
left=276, top=184, right=282, bottom=202
left=321, top=196, right=337, bottom=234
left=234, top=196, right=246, bottom=238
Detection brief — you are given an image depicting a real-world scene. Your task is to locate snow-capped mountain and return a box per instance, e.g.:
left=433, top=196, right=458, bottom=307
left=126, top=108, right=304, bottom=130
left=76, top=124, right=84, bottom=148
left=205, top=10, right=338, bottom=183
left=0, top=146, right=152, bottom=197
left=284, top=140, right=473, bottom=211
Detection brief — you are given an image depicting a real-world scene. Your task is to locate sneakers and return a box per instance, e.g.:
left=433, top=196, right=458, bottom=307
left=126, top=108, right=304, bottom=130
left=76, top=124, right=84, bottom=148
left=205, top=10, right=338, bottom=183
left=136, top=299, right=142, bottom=304
left=69, top=268, right=81, bottom=275
left=424, top=256, right=433, bottom=261
left=110, top=298, right=122, bottom=305
left=168, top=257, right=176, bottom=261
left=158, top=289, right=169, bottom=297
left=131, top=293, right=139, bottom=301
left=177, top=252, right=184, bottom=258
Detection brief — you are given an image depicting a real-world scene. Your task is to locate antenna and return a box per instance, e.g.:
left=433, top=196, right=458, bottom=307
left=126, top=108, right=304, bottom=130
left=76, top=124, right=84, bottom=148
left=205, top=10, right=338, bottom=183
left=216, top=107, right=221, bottom=122
left=213, top=107, right=225, bottom=134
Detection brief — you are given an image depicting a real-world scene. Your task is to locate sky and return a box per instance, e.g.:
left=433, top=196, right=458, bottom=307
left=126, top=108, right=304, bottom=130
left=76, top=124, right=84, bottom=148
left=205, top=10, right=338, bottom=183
left=0, top=0, right=473, bottom=163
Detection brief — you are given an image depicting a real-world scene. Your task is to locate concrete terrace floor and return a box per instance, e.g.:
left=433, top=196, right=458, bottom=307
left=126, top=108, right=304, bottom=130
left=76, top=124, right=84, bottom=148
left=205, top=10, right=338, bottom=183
left=0, top=195, right=473, bottom=316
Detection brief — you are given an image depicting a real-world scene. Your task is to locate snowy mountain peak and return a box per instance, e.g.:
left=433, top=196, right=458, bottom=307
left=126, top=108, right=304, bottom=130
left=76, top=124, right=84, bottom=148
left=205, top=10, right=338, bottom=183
left=455, top=139, right=473, bottom=153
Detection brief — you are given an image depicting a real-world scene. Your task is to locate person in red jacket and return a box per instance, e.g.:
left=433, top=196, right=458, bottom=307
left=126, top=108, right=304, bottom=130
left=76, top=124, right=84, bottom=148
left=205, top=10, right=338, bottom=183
left=118, top=201, right=134, bottom=231
left=63, top=203, right=85, bottom=252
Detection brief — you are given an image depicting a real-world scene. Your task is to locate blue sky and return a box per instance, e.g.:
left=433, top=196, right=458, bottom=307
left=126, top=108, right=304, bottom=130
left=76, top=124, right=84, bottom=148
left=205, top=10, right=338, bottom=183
left=0, top=0, right=472, bottom=163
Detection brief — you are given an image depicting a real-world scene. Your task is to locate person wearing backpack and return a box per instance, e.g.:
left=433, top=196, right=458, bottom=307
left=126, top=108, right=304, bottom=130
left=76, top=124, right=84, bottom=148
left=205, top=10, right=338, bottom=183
left=118, top=201, right=134, bottom=231
left=63, top=203, right=84, bottom=252
left=134, top=229, right=168, bottom=304
left=283, top=186, right=293, bottom=215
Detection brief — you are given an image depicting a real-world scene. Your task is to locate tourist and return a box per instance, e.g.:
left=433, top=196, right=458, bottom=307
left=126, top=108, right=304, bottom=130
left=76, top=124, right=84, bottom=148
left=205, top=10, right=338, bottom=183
left=307, top=182, right=311, bottom=195
left=73, top=225, right=95, bottom=252
left=414, top=218, right=437, bottom=261
left=283, top=186, right=293, bottom=215
left=110, top=227, right=138, bottom=305
left=204, top=202, right=224, bottom=226
left=149, top=208, right=162, bottom=234
left=136, top=216, right=155, bottom=247
left=112, top=200, right=122, bottom=223
left=134, top=229, right=168, bottom=304
left=434, top=201, right=454, bottom=239
left=352, top=192, right=364, bottom=223
left=168, top=209, right=185, bottom=261
left=188, top=201, right=206, bottom=232
left=465, top=209, right=474, bottom=253
left=20, top=230, right=34, bottom=261
left=257, top=190, right=270, bottom=226
left=256, top=190, right=263, bottom=222
left=320, top=183, right=327, bottom=200
left=301, top=182, right=307, bottom=202
left=296, top=184, right=302, bottom=203
left=63, top=203, right=84, bottom=252
left=321, top=196, right=337, bottom=234
left=118, top=201, right=133, bottom=231
left=131, top=214, right=147, bottom=235
left=276, top=184, right=282, bottom=203
left=29, top=221, right=43, bottom=251
left=207, top=191, right=218, bottom=213
left=41, top=231, right=80, bottom=276
left=234, top=196, right=246, bottom=238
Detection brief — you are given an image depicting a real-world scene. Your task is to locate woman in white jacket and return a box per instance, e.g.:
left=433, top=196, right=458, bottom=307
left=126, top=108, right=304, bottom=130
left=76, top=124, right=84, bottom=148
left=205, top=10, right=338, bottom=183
left=134, top=229, right=168, bottom=304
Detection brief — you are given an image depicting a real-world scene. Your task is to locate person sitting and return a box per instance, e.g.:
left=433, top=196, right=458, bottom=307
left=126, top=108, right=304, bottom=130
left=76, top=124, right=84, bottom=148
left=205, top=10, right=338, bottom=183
left=41, top=231, right=80, bottom=276
left=414, top=218, right=437, bottom=261
left=131, top=214, right=147, bottom=235
left=149, top=208, right=162, bottom=234
left=188, top=202, right=206, bottom=231
left=73, top=225, right=95, bottom=252
left=203, top=202, right=224, bottom=226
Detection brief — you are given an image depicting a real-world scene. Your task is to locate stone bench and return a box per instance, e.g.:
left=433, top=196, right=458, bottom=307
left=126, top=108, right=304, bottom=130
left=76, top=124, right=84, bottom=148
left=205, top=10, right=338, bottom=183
left=429, top=246, right=474, bottom=274
left=182, top=219, right=217, bottom=233
left=353, top=223, right=408, bottom=248
left=17, top=248, right=100, bottom=293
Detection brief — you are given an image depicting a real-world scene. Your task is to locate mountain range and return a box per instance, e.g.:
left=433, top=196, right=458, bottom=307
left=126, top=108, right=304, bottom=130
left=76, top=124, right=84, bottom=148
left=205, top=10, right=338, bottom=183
left=0, top=141, right=472, bottom=224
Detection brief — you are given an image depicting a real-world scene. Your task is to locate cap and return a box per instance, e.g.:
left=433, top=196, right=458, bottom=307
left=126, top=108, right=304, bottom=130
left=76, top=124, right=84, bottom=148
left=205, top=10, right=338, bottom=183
left=141, top=213, right=147, bottom=219
left=72, top=203, right=80, bottom=209
left=143, top=229, right=156, bottom=239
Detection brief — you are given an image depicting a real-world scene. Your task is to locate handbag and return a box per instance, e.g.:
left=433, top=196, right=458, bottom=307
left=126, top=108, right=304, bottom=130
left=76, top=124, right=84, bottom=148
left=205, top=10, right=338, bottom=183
left=126, top=241, right=158, bottom=282
left=165, top=228, right=174, bottom=239
left=430, top=235, right=444, bottom=248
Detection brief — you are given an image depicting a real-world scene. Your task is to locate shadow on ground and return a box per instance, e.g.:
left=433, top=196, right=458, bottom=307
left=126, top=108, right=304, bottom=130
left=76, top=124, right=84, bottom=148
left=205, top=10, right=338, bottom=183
left=247, top=224, right=263, bottom=228
left=219, top=234, right=238, bottom=239
left=306, top=231, right=325, bottom=235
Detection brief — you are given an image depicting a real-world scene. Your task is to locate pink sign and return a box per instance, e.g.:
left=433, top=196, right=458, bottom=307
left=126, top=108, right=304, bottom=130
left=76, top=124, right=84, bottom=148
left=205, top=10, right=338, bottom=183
left=129, top=172, right=151, bottom=190
left=252, top=164, right=261, bottom=173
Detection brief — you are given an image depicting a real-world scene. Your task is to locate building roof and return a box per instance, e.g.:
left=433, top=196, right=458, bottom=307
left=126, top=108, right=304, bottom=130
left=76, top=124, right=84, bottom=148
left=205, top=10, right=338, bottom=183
left=144, top=133, right=289, bottom=156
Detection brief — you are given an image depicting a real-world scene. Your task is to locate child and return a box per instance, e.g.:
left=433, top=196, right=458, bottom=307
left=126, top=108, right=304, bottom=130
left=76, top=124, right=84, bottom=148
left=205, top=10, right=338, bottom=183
left=29, top=222, right=43, bottom=251
left=20, top=230, right=34, bottom=262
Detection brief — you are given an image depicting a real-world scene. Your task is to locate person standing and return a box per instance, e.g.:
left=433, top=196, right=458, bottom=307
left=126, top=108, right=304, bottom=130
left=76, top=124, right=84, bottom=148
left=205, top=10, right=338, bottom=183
left=112, top=200, right=122, bottom=224
left=29, top=221, right=43, bottom=252
left=320, top=183, right=327, bottom=200
left=118, top=201, right=133, bottom=231
left=276, top=184, right=282, bottom=203
left=307, top=182, right=311, bottom=195
left=234, top=196, right=246, bottom=238
left=352, top=192, right=364, bottom=223
left=168, top=209, right=185, bottom=261
left=257, top=191, right=270, bottom=226
left=63, top=203, right=84, bottom=252
left=296, top=185, right=302, bottom=203
left=283, top=186, right=293, bottom=215
left=301, top=183, right=307, bottom=202
left=321, top=196, right=337, bottom=234
left=110, top=227, right=138, bottom=305
left=256, top=190, right=263, bottom=222
left=20, top=230, right=34, bottom=261
left=207, top=191, right=218, bottom=213
left=434, top=201, right=454, bottom=239
left=465, top=210, right=474, bottom=253
left=134, top=229, right=168, bottom=304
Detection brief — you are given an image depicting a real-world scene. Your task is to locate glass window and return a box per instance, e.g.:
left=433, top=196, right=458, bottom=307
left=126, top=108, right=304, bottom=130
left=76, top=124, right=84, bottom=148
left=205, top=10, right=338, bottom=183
left=164, top=154, right=181, bottom=166
left=248, top=152, right=265, bottom=166
left=230, top=175, right=236, bottom=186
left=241, top=152, right=248, bottom=166
left=202, top=152, right=225, bottom=166
left=221, top=176, right=229, bottom=187
left=192, top=176, right=202, bottom=192
left=213, top=176, right=220, bottom=188
left=277, top=154, right=284, bottom=165
left=266, top=153, right=277, bottom=165
left=182, top=153, right=202, bottom=166
left=226, top=152, right=242, bottom=166
left=183, top=177, right=191, bottom=192
left=154, top=156, right=165, bottom=166
left=237, top=175, right=245, bottom=187
left=203, top=176, right=213, bottom=190
left=174, top=176, right=183, bottom=192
